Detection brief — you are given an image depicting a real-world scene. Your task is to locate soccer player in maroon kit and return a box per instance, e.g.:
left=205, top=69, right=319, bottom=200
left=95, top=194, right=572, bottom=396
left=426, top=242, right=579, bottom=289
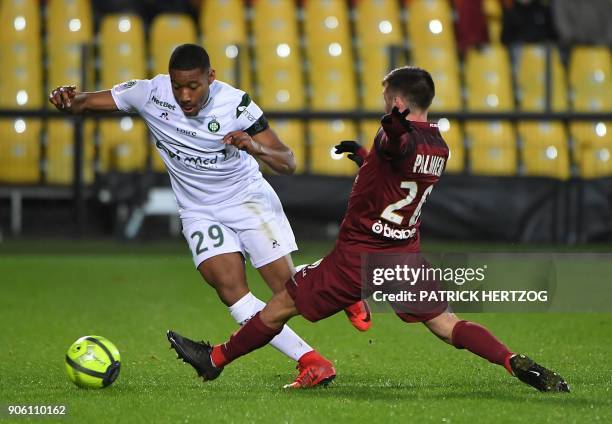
left=168, top=67, right=569, bottom=392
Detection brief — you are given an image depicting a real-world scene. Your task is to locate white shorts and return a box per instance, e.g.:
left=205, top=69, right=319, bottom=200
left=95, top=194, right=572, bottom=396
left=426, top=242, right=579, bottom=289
left=181, top=179, right=297, bottom=269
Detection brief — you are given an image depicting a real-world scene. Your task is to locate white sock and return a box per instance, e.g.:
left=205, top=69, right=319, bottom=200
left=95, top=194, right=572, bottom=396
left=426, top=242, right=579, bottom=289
left=228, top=292, right=313, bottom=361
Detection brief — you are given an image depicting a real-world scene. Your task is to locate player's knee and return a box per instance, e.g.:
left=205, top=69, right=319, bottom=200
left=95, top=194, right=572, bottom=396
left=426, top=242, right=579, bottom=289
left=425, top=312, right=460, bottom=345
left=260, top=290, right=296, bottom=329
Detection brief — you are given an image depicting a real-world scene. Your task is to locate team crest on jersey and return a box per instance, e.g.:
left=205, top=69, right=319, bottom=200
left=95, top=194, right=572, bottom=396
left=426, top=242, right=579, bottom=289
left=208, top=117, right=220, bottom=133
left=116, top=80, right=136, bottom=93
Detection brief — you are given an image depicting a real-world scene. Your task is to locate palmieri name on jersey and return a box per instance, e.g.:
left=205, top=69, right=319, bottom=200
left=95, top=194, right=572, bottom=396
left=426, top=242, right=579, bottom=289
left=110, top=75, right=266, bottom=214
left=413, top=154, right=446, bottom=176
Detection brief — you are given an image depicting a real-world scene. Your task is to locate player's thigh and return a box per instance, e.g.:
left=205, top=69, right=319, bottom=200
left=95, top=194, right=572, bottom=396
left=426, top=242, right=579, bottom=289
left=182, top=218, right=248, bottom=305
left=257, top=254, right=295, bottom=293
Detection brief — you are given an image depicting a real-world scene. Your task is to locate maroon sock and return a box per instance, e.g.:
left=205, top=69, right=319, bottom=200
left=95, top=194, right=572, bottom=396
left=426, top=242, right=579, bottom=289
left=211, top=312, right=282, bottom=368
left=451, top=320, right=513, bottom=369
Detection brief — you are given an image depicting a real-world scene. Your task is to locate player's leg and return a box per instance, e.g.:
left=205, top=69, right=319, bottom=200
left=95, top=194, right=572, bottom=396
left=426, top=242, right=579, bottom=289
left=422, top=312, right=569, bottom=392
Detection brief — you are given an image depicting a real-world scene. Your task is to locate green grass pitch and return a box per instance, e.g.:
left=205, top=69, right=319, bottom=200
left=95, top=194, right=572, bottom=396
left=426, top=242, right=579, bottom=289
left=0, top=240, right=611, bottom=423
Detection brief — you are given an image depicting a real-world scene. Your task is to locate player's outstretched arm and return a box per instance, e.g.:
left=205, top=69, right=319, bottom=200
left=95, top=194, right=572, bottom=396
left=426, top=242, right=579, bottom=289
left=223, top=128, right=296, bottom=175
left=48, top=86, right=118, bottom=114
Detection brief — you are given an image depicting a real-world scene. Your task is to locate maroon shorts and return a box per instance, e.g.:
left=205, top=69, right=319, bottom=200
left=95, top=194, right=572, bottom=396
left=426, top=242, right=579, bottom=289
left=285, top=248, right=446, bottom=323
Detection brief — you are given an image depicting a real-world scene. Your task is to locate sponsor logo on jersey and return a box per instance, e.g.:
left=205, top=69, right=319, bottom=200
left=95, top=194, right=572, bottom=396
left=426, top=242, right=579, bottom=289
left=151, top=95, right=176, bottom=111
left=208, top=118, right=220, bottom=133
left=159, top=112, right=169, bottom=120
left=235, top=93, right=252, bottom=118
left=176, top=127, right=197, bottom=137
left=115, top=80, right=136, bottom=93
left=272, top=239, right=280, bottom=249
left=371, top=220, right=417, bottom=240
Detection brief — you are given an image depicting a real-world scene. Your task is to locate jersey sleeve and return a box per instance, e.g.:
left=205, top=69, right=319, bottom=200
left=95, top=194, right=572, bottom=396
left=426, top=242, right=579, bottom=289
left=234, top=93, right=269, bottom=136
left=110, top=79, right=152, bottom=113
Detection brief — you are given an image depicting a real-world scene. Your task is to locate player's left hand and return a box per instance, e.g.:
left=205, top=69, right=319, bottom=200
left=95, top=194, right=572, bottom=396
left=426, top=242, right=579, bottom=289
left=381, top=106, right=413, bottom=140
left=223, top=131, right=262, bottom=155
left=334, top=140, right=368, bottom=167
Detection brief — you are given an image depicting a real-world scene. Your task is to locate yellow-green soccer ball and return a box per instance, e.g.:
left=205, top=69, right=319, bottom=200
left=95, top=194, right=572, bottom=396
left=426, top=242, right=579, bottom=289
left=65, top=336, right=121, bottom=389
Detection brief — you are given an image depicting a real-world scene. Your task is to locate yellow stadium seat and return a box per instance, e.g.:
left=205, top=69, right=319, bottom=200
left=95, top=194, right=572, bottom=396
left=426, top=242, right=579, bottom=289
left=0, top=0, right=43, bottom=109
left=516, top=45, right=568, bottom=111
left=354, top=0, right=402, bottom=46
left=99, top=14, right=146, bottom=86
left=571, top=122, right=612, bottom=178
left=466, top=121, right=517, bottom=176
left=99, top=118, right=148, bottom=173
left=150, top=14, right=197, bottom=75
left=483, top=0, right=502, bottom=43
left=465, top=45, right=513, bottom=111
left=518, top=122, right=570, bottom=179
left=569, top=46, right=612, bottom=111
left=360, top=45, right=399, bottom=110
left=251, top=0, right=302, bottom=109
left=46, top=0, right=94, bottom=89
left=303, top=0, right=351, bottom=46
left=360, top=120, right=381, bottom=149
left=309, top=120, right=359, bottom=176
left=46, top=121, right=95, bottom=185
left=0, top=119, right=41, bottom=184
left=151, top=145, right=167, bottom=172
left=307, top=42, right=357, bottom=110
left=407, top=0, right=455, bottom=50
left=268, top=120, right=305, bottom=174
left=438, top=119, right=464, bottom=173
left=411, top=45, right=462, bottom=111
left=200, top=0, right=250, bottom=91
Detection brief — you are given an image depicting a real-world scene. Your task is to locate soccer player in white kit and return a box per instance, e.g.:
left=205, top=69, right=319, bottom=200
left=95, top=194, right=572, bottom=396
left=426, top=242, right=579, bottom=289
left=48, top=44, right=369, bottom=387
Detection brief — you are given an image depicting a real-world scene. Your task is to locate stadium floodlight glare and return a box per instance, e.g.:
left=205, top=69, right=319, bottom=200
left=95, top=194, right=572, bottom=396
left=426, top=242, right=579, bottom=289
left=276, top=43, right=290, bottom=58
left=545, top=146, right=558, bottom=160
left=324, top=16, right=338, bottom=29
left=429, top=19, right=443, bottom=34
left=14, top=119, right=26, bottom=134
left=276, top=90, right=290, bottom=103
left=595, top=122, right=607, bottom=137
left=598, top=148, right=610, bottom=162
left=16, top=90, right=28, bottom=106
left=437, top=118, right=451, bottom=132
left=225, top=44, right=239, bottom=59
left=69, top=18, right=82, bottom=32
left=486, top=94, right=499, bottom=108
left=378, top=20, right=392, bottom=34
left=14, top=16, right=26, bottom=31
left=328, top=42, right=342, bottom=57
left=118, top=18, right=131, bottom=33
left=330, top=146, right=344, bottom=160
left=593, top=69, right=605, bottom=83
left=120, top=117, right=134, bottom=132
left=331, top=119, right=345, bottom=133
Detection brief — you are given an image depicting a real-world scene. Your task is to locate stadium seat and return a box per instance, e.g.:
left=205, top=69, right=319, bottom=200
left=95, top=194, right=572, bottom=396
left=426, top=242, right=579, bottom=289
left=466, top=121, right=517, bottom=176
left=99, top=14, right=148, bottom=173
left=268, top=120, right=305, bottom=174
left=46, top=121, right=95, bottom=185
left=569, top=46, right=612, bottom=112
left=46, top=0, right=94, bottom=88
left=516, top=45, right=568, bottom=111
left=310, top=120, right=359, bottom=175
left=412, top=46, right=462, bottom=112
left=251, top=0, right=303, bottom=110
left=0, top=0, right=43, bottom=109
left=303, top=0, right=351, bottom=46
left=360, top=120, right=381, bottom=149
left=0, top=119, right=41, bottom=184
left=151, top=144, right=167, bottom=172
left=518, top=122, right=570, bottom=179
left=407, top=0, right=456, bottom=51
left=200, top=0, right=250, bottom=91
left=438, top=119, right=464, bottom=173
left=570, top=121, right=612, bottom=178
left=483, top=0, right=502, bottom=43
left=149, top=14, right=197, bottom=76
left=465, top=45, right=513, bottom=111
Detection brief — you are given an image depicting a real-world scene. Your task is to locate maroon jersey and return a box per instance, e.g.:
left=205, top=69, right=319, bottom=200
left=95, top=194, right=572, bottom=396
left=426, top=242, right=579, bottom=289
left=337, top=120, right=449, bottom=252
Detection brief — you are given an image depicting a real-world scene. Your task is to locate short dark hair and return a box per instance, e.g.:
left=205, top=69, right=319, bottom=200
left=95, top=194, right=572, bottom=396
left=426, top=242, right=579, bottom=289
left=382, top=66, right=435, bottom=111
left=169, top=44, right=211, bottom=72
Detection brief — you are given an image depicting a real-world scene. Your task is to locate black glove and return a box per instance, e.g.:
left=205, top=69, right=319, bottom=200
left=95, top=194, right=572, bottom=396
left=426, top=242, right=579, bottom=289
left=381, top=106, right=412, bottom=140
left=334, top=140, right=368, bottom=167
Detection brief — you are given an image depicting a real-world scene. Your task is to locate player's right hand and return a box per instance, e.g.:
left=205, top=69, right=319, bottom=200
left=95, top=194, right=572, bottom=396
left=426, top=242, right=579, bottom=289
left=381, top=106, right=412, bottom=140
left=49, top=85, right=78, bottom=112
left=334, top=140, right=368, bottom=167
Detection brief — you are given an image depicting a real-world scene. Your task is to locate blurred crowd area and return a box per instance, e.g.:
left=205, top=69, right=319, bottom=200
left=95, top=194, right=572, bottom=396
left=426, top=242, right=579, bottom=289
left=1, top=0, right=612, bottom=185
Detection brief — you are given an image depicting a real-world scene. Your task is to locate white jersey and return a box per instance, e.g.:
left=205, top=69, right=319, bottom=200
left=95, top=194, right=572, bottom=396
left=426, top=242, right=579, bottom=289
left=110, top=75, right=266, bottom=218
